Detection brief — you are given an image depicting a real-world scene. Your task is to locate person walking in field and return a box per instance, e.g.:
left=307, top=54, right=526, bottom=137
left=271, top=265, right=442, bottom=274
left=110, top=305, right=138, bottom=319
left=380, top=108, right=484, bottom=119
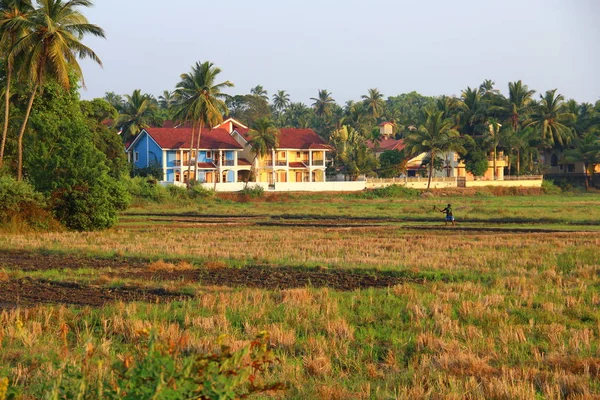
left=440, top=204, right=455, bottom=226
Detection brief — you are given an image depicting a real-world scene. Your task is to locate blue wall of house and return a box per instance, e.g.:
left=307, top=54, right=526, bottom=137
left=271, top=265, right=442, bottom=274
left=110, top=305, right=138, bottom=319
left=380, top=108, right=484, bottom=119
left=227, top=170, right=235, bottom=182
left=166, top=170, right=175, bottom=182
left=167, top=151, right=177, bottom=167
left=197, top=151, right=214, bottom=163
left=133, top=133, right=162, bottom=168
left=224, top=151, right=234, bottom=160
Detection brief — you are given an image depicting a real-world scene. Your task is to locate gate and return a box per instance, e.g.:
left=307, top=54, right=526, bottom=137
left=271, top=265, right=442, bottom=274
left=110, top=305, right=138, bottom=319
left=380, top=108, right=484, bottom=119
left=457, top=176, right=466, bottom=188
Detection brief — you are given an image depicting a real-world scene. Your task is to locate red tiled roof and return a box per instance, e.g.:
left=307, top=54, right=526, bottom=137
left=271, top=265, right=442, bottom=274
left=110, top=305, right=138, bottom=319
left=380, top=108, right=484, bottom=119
left=289, top=162, right=307, bottom=168
left=162, top=120, right=193, bottom=129
left=197, top=162, right=217, bottom=169
left=237, top=158, right=252, bottom=166
left=378, top=121, right=394, bottom=127
left=367, top=138, right=405, bottom=152
left=144, top=128, right=243, bottom=150
left=235, top=128, right=329, bottom=150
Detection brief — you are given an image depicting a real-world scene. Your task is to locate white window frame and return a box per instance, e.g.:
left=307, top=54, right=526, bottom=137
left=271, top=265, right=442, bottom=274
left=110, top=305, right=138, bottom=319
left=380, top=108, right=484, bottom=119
left=206, top=151, right=212, bottom=159
left=134, top=152, right=139, bottom=162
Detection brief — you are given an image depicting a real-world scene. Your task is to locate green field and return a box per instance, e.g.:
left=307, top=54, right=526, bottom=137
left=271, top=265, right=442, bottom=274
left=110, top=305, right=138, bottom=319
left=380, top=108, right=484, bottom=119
left=1, top=191, right=599, bottom=399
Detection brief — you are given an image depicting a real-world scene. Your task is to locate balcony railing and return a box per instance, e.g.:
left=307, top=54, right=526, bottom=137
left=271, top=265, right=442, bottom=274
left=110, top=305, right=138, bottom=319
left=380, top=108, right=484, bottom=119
left=311, top=159, right=324, bottom=166
left=262, top=160, right=273, bottom=166
left=222, top=160, right=235, bottom=166
left=275, top=160, right=287, bottom=166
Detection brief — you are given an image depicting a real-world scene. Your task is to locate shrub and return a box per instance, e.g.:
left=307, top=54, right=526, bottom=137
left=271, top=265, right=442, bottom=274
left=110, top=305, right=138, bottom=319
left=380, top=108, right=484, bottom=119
left=358, top=184, right=419, bottom=199
left=0, top=175, right=58, bottom=231
left=189, top=183, right=215, bottom=199
left=131, top=162, right=164, bottom=180
left=43, top=332, right=284, bottom=399
left=124, top=176, right=170, bottom=203
left=240, top=184, right=265, bottom=199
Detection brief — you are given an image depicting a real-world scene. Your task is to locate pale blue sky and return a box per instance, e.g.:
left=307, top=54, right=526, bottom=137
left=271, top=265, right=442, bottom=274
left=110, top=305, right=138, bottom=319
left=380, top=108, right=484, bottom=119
left=79, top=0, right=600, bottom=104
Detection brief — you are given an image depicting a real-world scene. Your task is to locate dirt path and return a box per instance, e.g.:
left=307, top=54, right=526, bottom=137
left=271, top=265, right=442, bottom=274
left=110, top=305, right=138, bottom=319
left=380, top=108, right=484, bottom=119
left=0, top=278, right=189, bottom=309
left=0, top=250, right=147, bottom=271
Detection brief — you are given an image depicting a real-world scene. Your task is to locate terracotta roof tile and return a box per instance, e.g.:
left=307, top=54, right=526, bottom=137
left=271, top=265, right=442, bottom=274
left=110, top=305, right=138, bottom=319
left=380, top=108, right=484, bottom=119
left=289, top=162, right=307, bottom=168
left=367, top=138, right=405, bottom=152
left=144, top=128, right=243, bottom=150
left=197, top=162, right=217, bottom=169
left=237, top=158, right=252, bottom=166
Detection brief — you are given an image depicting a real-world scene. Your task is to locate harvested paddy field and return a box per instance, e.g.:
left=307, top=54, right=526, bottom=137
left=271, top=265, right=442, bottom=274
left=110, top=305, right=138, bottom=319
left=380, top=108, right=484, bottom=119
left=1, top=192, right=599, bottom=398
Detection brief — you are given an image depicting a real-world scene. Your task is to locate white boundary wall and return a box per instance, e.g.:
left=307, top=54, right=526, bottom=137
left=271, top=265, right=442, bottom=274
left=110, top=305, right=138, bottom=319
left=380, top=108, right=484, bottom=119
left=467, top=179, right=542, bottom=188
left=274, top=181, right=366, bottom=192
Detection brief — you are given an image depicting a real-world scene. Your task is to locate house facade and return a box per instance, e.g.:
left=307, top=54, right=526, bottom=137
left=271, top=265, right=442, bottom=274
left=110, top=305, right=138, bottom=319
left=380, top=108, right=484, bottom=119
left=231, top=127, right=330, bottom=184
left=126, top=127, right=252, bottom=183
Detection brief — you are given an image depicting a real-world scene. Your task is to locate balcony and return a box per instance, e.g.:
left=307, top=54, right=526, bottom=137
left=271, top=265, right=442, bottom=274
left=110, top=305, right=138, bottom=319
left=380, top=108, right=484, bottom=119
left=262, top=160, right=273, bottom=167
left=222, top=160, right=235, bottom=166
left=275, top=160, right=287, bottom=166
left=311, top=159, right=325, bottom=166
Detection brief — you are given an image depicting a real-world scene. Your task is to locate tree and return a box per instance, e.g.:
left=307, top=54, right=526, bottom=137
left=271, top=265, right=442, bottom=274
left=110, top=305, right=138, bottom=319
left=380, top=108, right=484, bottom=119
left=564, top=132, right=600, bottom=190
left=104, top=91, right=124, bottom=111
left=10, top=0, right=105, bottom=181
left=361, top=88, right=385, bottom=122
left=485, top=118, right=504, bottom=180
left=250, top=85, right=268, bottom=101
left=527, top=89, right=575, bottom=147
left=173, top=61, right=233, bottom=186
left=378, top=150, right=407, bottom=178
left=330, top=125, right=378, bottom=180
left=405, top=109, right=464, bottom=189
left=158, top=90, right=175, bottom=111
left=504, top=80, right=535, bottom=130
left=247, top=117, right=278, bottom=183
left=117, top=89, right=161, bottom=144
left=311, top=89, right=335, bottom=119
left=0, top=0, right=34, bottom=168
left=459, top=87, right=486, bottom=136
left=284, top=102, right=312, bottom=128
left=272, top=90, right=290, bottom=112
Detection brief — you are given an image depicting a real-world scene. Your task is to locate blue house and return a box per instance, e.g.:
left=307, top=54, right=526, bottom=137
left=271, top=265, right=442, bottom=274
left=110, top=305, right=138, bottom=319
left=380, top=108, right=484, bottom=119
left=126, top=127, right=252, bottom=183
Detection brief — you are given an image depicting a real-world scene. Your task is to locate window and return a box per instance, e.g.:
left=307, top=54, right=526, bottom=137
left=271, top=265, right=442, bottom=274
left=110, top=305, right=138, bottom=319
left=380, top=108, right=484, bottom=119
left=134, top=152, right=139, bottom=162
left=550, top=154, right=558, bottom=167
left=280, top=152, right=286, bottom=159
left=568, top=164, right=575, bottom=173
left=296, top=152, right=301, bottom=159
left=206, top=151, right=212, bottom=159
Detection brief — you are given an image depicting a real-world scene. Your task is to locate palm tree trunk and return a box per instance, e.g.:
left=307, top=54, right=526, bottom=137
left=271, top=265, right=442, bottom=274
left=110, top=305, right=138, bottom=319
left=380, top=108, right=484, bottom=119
left=17, top=82, right=39, bottom=181
left=427, top=151, right=434, bottom=190
left=0, top=60, right=13, bottom=168
left=493, top=146, right=497, bottom=180
left=516, top=149, right=520, bottom=175
left=584, top=162, right=589, bottom=191
left=186, top=125, right=196, bottom=187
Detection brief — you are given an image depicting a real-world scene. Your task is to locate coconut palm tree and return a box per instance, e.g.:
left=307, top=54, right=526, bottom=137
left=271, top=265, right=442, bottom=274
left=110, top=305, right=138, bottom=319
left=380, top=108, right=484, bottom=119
left=310, top=89, right=335, bottom=119
left=173, top=61, right=233, bottom=186
left=564, top=132, right=600, bottom=190
left=405, top=109, right=465, bottom=190
left=459, top=87, right=486, bottom=136
left=0, top=0, right=33, bottom=168
left=527, top=89, right=575, bottom=148
left=485, top=118, right=506, bottom=180
left=250, top=85, right=268, bottom=101
left=117, top=89, right=160, bottom=144
left=104, top=91, right=124, bottom=111
left=247, top=117, right=278, bottom=183
left=272, top=90, right=290, bottom=113
left=361, top=88, right=385, bottom=122
left=505, top=80, right=535, bottom=131
left=158, top=90, right=175, bottom=110
left=11, top=0, right=105, bottom=180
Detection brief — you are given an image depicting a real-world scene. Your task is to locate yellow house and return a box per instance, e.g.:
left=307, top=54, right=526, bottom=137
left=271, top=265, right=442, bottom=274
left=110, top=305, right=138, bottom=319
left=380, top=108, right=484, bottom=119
left=230, top=125, right=330, bottom=184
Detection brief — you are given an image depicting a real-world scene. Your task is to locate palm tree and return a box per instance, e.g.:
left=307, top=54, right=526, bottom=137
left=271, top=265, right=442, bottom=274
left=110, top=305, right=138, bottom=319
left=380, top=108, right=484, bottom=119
left=117, top=89, right=160, bottom=143
left=247, top=117, right=278, bottom=183
left=505, top=80, right=535, bottom=130
left=158, top=90, right=175, bottom=110
left=564, top=132, right=600, bottom=190
left=459, top=87, right=486, bottom=136
left=250, top=85, right=268, bottom=101
left=405, top=109, right=465, bottom=190
left=485, top=119, right=505, bottom=180
left=104, top=91, right=124, bottom=111
left=272, top=90, right=290, bottom=112
left=361, top=88, right=385, bottom=122
left=527, top=89, right=575, bottom=147
left=310, top=89, right=335, bottom=119
left=173, top=61, right=233, bottom=186
left=0, top=0, right=34, bottom=168
left=11, top=0, right=105, bottom=180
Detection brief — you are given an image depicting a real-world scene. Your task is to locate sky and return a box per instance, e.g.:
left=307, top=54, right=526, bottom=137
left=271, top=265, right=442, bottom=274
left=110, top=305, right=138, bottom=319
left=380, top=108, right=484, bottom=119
left=79, top=0, right=600, bottom=105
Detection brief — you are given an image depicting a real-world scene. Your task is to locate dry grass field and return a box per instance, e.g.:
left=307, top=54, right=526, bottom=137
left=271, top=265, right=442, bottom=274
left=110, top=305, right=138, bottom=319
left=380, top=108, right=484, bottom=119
left=0, top=190, right=599, bottom=398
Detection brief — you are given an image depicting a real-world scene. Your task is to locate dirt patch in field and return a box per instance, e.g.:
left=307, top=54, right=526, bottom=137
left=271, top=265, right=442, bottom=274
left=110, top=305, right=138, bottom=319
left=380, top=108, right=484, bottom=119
left=0, top=250, right=147, bottom=271
left=0, top=278, right=189, bottom=309
left=124, top=265, right=421, bottom=291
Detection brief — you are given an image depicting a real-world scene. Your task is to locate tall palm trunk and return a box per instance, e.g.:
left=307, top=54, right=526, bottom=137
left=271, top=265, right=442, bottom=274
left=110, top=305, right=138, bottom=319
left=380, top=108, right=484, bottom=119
left=516, top=149, right=520, bottom=176
left=186, top=125, right=196, bottom=187
left=16, top=82, right=39, bottom=181
left=584, top=162, right=589, bottom=191
left=493, top=146, right=497, bottom=180
left=0, top=59, right=13, bottom=168
left=427, top=151, right=434, bottom=190
left=195, top=121, right=204, bottom=186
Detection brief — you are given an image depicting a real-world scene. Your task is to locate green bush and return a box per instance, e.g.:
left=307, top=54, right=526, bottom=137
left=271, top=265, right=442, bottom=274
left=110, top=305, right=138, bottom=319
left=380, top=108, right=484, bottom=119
left=0, top=175, right=57, bottom=231
left=43, top=333, right=283, bottom=399
left=240, top=184, right=265, bottom=198
left=124, top=176, right=170, bottom=203
left=358, top=184, right=419, bottom=199
left=189, top=183, right=215, bottom=199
